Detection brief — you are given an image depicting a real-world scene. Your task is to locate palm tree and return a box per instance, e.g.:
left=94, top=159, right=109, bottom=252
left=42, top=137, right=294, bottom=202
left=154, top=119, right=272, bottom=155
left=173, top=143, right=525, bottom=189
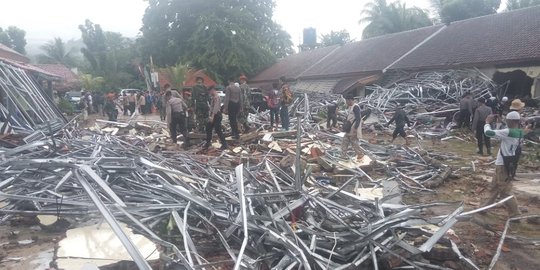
left=360, top=0, right=433, bottom=39
left=505, top=0, right=540, bottom=10
left=37, top=37, right=75, bottom=66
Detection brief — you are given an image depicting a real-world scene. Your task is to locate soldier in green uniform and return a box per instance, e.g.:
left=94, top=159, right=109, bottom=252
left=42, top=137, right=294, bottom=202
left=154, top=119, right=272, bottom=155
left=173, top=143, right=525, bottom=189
left=238, top=75, right=251, bottom=133
left=191, top=77, right=209, bottom=133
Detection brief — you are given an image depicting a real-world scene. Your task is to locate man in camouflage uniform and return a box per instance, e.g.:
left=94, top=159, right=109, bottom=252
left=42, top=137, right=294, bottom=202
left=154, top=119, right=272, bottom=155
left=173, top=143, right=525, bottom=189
left=191, top=77, right=209, bottom=133
left=238, top=75, right=251, bottom=133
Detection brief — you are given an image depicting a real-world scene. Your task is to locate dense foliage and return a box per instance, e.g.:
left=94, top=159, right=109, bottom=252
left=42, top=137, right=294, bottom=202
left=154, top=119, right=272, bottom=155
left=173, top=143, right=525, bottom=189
left=320, top=30, right=352, bottom=47
left=429, top=0, right=501, bottom=23
left=361, top=0, right=433, bottom=39
left=0, top=26, right=27, bottom=54
left=140, top=0, right=293, bottom=83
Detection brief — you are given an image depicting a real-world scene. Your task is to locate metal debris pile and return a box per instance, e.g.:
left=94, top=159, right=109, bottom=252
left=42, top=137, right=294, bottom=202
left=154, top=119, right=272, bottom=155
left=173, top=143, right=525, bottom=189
left=0, top=118, right=485, bottom=269
left=363, top=69, right=501, bottom=117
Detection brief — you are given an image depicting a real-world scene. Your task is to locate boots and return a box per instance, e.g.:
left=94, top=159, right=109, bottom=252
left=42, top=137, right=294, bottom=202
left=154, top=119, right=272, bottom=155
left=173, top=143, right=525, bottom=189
left=487, top=148, right=492, bottom=155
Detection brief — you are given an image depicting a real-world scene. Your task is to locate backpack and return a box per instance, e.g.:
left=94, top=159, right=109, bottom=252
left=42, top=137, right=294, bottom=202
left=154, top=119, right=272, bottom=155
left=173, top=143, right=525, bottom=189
left=282, top=87, right=293, bottom=105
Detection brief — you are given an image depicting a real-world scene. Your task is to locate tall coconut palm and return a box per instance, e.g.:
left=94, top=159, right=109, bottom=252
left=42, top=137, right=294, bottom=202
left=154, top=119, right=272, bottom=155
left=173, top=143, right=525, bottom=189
left=37, top=37, right=75, bottom=66
left=360, top=0, right=433, bottom=39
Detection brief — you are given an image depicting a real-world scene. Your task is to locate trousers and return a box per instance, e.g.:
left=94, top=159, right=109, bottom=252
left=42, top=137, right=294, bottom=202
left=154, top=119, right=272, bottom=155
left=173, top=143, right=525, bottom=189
left=170, top=112, right=189, bottom=145
left=392, top=125, right=406, bottom=139
left=482, top=165, right=520, bottom=217
left=459, top=109, right=471, bottom=129
left=341, top=131, right=362, bottom=157
left=228, top=102, right=240, bottom=136
left=475, top=121, right=491, bottom=153
left=280, top=105, right=290, bottom=130
left=327, top=113, right=337, bottom=128
left=270, top=106, right=280, bottom=127
left=206, top=113, right=227, bottom=146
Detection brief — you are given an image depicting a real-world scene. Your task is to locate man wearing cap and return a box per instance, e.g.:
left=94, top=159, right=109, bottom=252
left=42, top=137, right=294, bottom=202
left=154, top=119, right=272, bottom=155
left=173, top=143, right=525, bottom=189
left=238, top=75, right=251, bottom=133
left=341, top=95, right=364, bottom=160
left=472, top=98, right=493, bottom=155
left=224, top=77, right=242, bottom=139
left=480, top=111, right=526, bottom=219
left=192, top=77, right=209, bottom=133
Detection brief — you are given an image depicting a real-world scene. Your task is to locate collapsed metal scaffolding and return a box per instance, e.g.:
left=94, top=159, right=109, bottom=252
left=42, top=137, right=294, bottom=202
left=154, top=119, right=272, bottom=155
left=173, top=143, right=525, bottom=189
left=0, top=60, right=66, bottom=134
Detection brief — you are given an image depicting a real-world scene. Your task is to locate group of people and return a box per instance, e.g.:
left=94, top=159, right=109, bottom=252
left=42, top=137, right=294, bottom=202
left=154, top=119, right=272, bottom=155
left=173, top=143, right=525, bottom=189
left=77, top=91, right=118, bottom=122
left=161, top=75, right=295, bottom=150
left=457, top=93, right=531, bottom=220
left=459, top=93, right=527, bottom=155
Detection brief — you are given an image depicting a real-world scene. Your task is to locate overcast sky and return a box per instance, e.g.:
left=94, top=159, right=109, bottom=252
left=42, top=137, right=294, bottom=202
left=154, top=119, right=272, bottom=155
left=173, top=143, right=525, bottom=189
left=0, top=0, right=434, bottom=48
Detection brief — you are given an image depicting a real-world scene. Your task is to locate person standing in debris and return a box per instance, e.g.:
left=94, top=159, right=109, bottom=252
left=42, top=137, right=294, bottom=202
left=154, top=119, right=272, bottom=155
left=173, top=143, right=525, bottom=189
left=499, top=96, right=509, bottom=115
left=204, top=86, right=228, bottom=150
left=121, top=93, right=129, bottom=116
left=145, top=91, right=153, bottom=115
left=127, top=92, right=137, bottom=115
left=341, top=95, right=364, bottom=160
left=386, top=105, right=413, bottom=145
left=159, top=84, right=171, bottom=121
left=327, top=101, right=338, bottom=130
left=268, top=82, right=281, bottom=130
left=103, top=92, right=118, bottom=122
left=192, top=77, right=209, bottom=133
left=280, top=80, right=293, bottom=131
left=472, top=98, right=493, bottom=155
left=79, top=94, right=89, bottom=122
left=86, top=92, right=94, bottom=114
left=238, top=75, right=251, bottom=133
left=137, top=93, right=146, bottom=115
left=165, top=90, right=190, bottom=149
left=480, top=111, right=527, bottom=219
left=458, top=93, right=473, bottom=129
left=224, top=77, right=242, bottom=139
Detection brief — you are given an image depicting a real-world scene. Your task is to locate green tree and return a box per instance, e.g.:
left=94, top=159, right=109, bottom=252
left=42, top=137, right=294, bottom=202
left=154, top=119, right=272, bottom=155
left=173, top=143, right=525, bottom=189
left=0, top=26, right=27, bottom=54
left=429, top=0, right=501, bottom=23
left=79, top=20, right=143, bottom=91
left=37, top=38, right=76, bottom=66
left=361, top=0, right=433, bottom=39
left=79, top=73, right=105, bottom=91
left=320, top=30, right=352, bottom=47
left=140, top=0, right=293, bottom=83
left=505, top=0, right=540, bottom=10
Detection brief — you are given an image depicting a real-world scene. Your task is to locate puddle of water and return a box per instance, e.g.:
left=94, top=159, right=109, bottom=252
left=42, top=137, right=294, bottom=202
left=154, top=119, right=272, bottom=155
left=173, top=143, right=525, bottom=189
left=30, top=249, right=54, bottom=269
left=57, top=222, right=159, bottom=269
left=37, top=215, right=58, bottom=226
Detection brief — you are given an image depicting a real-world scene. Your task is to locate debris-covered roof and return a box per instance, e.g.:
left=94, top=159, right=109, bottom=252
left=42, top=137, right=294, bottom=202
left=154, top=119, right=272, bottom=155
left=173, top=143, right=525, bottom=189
left=35, top=64, right=79, bottom=82
left=389, top=6, right=540, bottom=70
left=0, top=43, right=29, bottom=63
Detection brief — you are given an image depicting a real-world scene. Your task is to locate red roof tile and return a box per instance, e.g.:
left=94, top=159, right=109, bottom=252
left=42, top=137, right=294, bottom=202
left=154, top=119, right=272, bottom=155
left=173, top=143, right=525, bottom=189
left=0, top=43, right=29, bottom=63
left=35, top=64, right=78, bottom=82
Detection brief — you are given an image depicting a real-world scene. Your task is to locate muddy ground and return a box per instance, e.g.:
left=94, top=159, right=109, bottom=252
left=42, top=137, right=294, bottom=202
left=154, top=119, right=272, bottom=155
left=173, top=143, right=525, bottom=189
left=0, top=115, right=539, bottom=269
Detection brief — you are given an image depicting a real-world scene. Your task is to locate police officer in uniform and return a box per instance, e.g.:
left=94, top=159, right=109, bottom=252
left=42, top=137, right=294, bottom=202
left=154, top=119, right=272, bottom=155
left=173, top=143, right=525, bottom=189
left=238, top=74, right=251, bottom=133
left=191, top=77, right=209, bottom=133
left=165, top=90, right=190, bottom=149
